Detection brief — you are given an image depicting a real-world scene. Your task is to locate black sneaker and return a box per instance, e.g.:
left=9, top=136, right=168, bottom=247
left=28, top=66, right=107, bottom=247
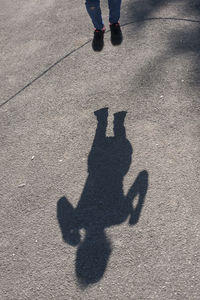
left=92, top=28, right=105, bottom=51
left=110, top=22, right=123, bottom=46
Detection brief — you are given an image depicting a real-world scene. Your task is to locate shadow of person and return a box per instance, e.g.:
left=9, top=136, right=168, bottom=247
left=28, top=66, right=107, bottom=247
left=57, top=108, right=149, bottom=287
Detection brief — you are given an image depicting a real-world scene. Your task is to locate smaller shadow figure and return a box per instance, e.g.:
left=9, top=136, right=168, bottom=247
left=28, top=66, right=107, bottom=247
left=57, top=108, right=148, bottom=287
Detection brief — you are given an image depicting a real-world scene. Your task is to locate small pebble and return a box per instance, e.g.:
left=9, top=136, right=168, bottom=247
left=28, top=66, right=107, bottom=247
left=18, top=184, right=26, bottom=188
left=31, top=156, right=35, bottom=160
left=59, top=159, right=63, bottom=162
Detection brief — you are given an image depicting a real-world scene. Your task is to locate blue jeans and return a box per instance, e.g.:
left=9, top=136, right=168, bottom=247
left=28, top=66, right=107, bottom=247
left=85, top=0, right=122, bottom=30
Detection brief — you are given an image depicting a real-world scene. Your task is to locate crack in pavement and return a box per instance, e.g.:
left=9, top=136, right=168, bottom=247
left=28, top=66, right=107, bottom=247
left=1, top=17, right=200, bottom=109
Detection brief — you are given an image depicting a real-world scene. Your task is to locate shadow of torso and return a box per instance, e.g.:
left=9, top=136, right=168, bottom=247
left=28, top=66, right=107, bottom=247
left=76, top=136, right=132, bottom=230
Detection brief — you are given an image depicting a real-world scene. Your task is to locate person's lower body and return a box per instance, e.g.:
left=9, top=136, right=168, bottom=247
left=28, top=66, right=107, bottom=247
left=85, top=0, right=122, bottom=51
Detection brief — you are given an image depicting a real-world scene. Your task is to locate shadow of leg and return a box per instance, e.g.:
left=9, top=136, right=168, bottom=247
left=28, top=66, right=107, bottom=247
left=113, top=111, right=127, bottom=138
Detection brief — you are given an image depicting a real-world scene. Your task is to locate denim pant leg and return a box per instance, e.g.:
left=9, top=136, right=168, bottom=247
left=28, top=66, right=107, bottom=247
left=108, top=0, right=122, bottom=24
left=85, top=0, right=104, bottom=30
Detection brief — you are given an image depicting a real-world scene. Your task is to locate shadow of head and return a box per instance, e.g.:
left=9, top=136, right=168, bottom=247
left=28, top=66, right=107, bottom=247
left=76, top=230, right=112, bottom=287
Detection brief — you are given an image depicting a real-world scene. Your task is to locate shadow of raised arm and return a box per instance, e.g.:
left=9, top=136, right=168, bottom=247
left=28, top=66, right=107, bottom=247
left=126, top=170, right=148, bottom=225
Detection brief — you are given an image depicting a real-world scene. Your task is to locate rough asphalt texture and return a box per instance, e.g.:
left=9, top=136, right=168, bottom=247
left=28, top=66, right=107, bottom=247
left=0, top=0, right=200, bottom=299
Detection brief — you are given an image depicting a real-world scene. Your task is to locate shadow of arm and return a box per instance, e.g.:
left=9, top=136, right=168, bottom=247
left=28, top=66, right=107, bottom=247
left=57, top=196, right=80, bottom=246
left=126, top=170, right=149, bottom=225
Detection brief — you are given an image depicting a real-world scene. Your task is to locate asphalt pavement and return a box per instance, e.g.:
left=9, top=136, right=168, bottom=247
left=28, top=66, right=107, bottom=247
left=0, top=0, right=200, bottom=299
